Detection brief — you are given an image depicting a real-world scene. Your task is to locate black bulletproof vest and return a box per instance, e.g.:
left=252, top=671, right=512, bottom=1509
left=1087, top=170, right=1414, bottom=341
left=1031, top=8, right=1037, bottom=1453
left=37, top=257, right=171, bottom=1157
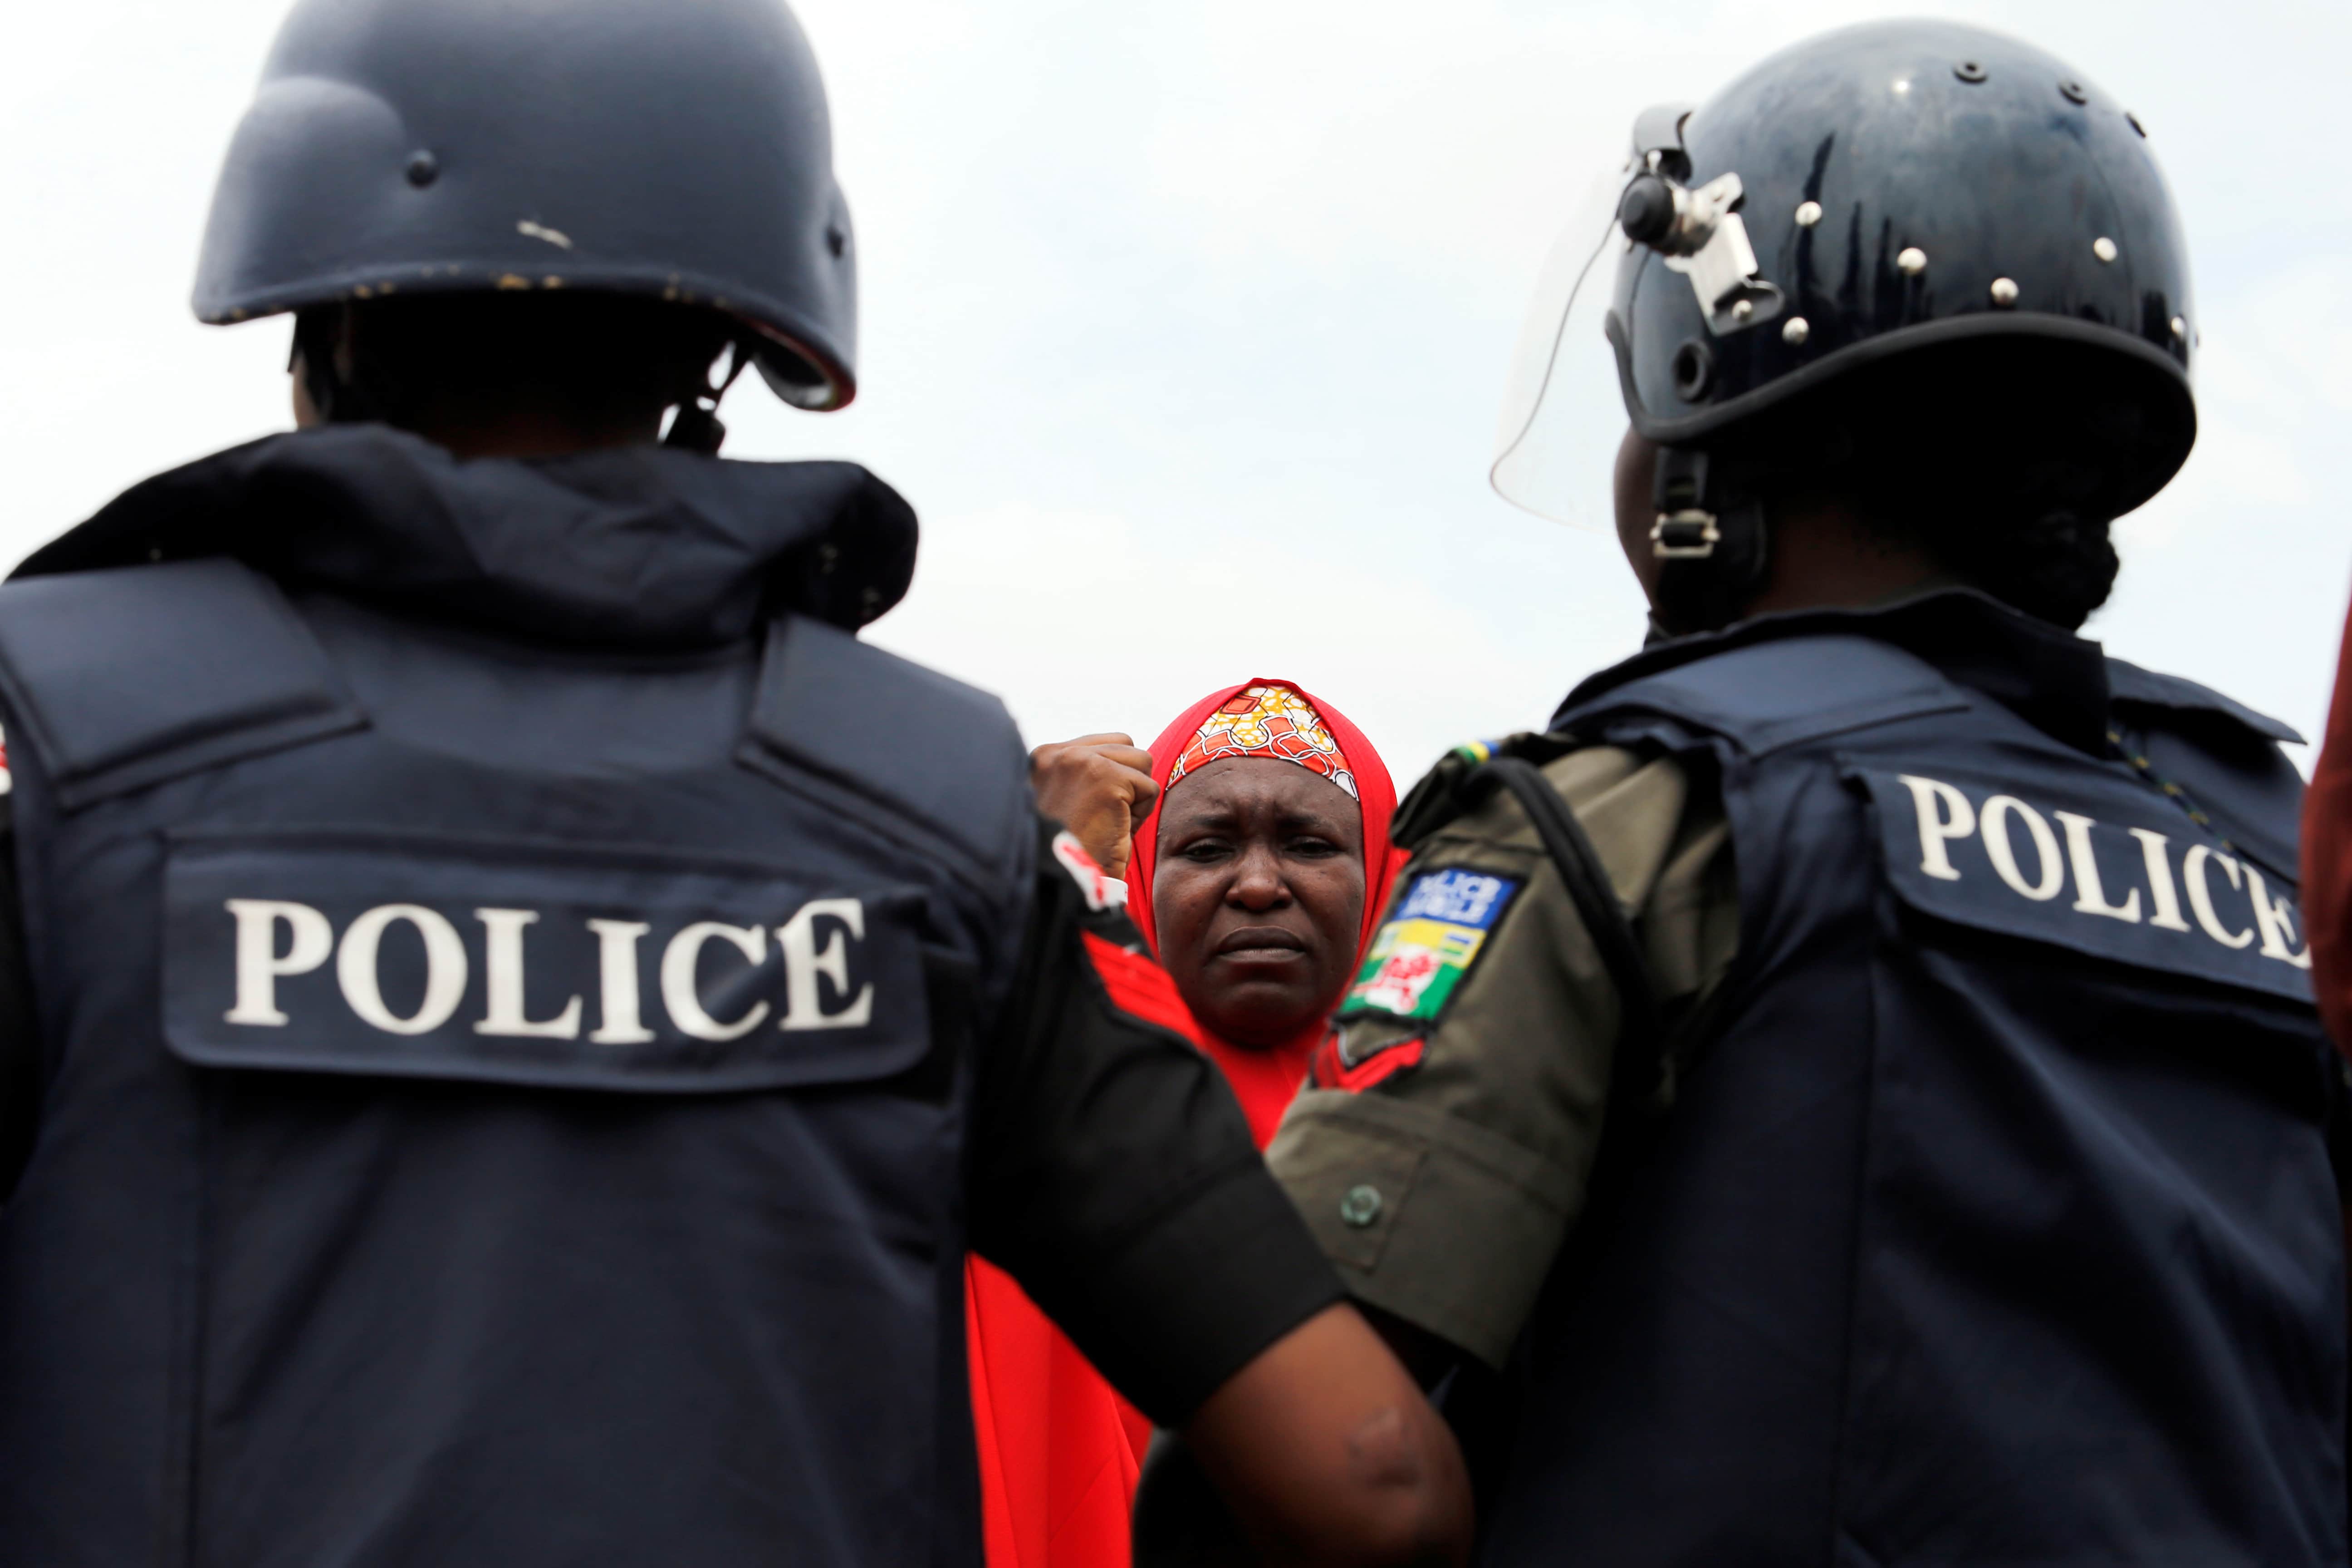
left=1485, top=598, right=2347, bottom=1567
left=0, top=435, right=1031, bottom=1568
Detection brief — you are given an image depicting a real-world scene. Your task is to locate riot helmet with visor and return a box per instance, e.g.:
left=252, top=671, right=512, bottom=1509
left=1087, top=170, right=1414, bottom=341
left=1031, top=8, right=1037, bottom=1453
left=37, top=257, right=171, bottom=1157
left=1495, top=20, right=2198, bottom=631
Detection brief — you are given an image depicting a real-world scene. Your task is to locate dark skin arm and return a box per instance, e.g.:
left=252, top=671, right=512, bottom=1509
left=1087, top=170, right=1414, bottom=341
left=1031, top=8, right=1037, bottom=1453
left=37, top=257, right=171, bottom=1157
left=1144, top=1303, right=1473, bottom=1568
left=1032, top=733, right=1159, bottom=878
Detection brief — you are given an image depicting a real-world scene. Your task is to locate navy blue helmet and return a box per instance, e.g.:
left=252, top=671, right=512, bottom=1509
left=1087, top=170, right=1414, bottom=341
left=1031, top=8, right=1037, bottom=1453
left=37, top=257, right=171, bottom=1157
left=1616, top=22, right=2190, bottom=468
left=194, top=0, right=858, bottom=411
left=1499, top=20, right=2196, bottom=535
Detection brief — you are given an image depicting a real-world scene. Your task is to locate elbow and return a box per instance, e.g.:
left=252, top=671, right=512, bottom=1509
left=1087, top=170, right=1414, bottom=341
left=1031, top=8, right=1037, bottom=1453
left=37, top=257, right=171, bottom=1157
left=1264, top=1405, right=1474, bottom=1568
left=1136, top=1407, right=1473, bottom=1568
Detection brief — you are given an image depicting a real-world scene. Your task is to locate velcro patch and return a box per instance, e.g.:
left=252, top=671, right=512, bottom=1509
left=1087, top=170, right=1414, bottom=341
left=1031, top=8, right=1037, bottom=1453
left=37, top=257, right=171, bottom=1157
left=1309, top=1026, right=1426, bottom=1092
left=1341, top=867, right=1523, bottom=1022
left=1858, top=766, right=2313, bottom=1003
left=162, top=831, right=932, bottom=1093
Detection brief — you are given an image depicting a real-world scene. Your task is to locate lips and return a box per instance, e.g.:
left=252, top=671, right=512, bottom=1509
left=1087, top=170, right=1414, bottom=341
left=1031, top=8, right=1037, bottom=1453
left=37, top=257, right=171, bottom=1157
left=1214, top=925, right=1309, bottom=960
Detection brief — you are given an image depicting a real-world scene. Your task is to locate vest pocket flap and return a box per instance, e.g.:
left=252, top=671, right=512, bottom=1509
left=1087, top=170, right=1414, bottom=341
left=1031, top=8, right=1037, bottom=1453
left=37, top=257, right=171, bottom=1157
left=1852, top=765, right=2315, bottom=1004
left=162, top=833, right=934, bottom=1093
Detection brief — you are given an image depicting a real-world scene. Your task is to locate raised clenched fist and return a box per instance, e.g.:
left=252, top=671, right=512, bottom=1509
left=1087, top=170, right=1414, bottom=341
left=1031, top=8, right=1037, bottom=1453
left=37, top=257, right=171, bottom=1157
left=1030, top=733, right=1159, bottom=880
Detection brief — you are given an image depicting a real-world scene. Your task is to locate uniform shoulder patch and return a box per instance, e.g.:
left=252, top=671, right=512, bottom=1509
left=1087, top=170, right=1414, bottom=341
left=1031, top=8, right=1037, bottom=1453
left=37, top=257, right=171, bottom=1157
left=1340, top=867, right=1523, bottom=1023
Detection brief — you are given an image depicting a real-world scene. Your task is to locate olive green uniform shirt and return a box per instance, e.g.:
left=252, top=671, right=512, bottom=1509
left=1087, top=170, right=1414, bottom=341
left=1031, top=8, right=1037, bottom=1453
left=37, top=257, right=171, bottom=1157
left=1266, top=744, right=1739, bottom=1368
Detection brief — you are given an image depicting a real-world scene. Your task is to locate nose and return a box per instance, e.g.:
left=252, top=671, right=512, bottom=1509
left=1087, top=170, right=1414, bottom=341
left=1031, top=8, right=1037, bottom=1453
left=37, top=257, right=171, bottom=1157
left=1226, top=843, right=1292, bottom=911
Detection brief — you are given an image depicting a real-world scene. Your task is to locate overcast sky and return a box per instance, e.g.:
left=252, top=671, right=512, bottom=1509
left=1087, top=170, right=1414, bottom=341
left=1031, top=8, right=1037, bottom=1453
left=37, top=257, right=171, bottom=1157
left=7, top=0, right=2349, bottom=784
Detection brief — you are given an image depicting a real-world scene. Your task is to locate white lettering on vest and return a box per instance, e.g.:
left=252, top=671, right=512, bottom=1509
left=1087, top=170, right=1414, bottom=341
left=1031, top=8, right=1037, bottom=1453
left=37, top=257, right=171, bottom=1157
left=2245, top=867, right=2314, bottom=968
left=778, top=898, right=875, bottom=1031
left=2127, top=827, right=2193, bottom=932
left=2054, top=812, right=2141, bottom=923
left=2183, top=845, right=2255, bottom=950
left=473, top=908, right=584, bottom=1039
left=338, top=903, right=469, bottom=1035
left=586, top=919, right=656, bottom=1044
left=223, top=898, right=334, bottom=1025
left=1887, top=772, right=2308, bottom=978
left=660, top=921, right=771, bottom=1041
left=1980, top=795, right=2063, bottom=902
left=1899, top=774, right=1974, bottom=881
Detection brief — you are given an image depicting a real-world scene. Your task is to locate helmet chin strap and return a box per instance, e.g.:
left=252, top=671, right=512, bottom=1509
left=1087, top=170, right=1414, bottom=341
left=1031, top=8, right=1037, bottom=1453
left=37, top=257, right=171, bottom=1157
left=663, top=343, right=752, bottom=455
left=1649, top=443, right=1770, bottom=633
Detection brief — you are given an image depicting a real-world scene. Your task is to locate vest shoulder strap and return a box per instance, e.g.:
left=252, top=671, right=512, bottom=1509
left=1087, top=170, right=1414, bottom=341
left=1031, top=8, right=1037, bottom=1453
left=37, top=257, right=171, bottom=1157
left=746, top=615, right=1028, bottom=869
left=0, top=559, right=367, bottom=811
left=1560, top=633, right=1969, bottom=756
left=2105, top=655, right=2305, bottom=882
left=2106, top=656, right=2303, bottom=745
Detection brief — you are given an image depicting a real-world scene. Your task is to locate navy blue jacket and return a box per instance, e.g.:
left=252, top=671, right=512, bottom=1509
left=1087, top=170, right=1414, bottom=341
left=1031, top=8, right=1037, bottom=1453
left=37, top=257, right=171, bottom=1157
left=1486, top=593, right=2347, bottom=1566
left=0, top=429, right=1336, bottom=1568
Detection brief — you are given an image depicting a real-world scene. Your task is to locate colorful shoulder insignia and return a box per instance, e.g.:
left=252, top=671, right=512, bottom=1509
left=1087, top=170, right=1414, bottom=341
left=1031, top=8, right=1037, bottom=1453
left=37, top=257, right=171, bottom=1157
left=1340, top=867, right=1522, bottom=1023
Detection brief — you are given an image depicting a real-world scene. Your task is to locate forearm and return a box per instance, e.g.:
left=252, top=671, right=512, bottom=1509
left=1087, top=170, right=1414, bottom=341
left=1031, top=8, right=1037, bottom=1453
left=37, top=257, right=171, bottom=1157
left=1138, top=1304, right=1472, bottom=1568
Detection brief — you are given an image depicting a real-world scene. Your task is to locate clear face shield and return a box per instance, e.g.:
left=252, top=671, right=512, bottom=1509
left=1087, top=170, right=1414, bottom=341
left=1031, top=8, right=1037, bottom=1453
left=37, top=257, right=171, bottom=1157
left=1490, top=158, right=1641, bottom=532
left=1491, top=103, right=1783, bottom=535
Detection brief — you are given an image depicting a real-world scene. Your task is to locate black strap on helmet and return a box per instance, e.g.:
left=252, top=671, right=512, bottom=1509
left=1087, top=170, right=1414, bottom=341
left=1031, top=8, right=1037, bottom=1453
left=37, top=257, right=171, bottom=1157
left=663, top=343, right=754, bottom=455
left=1646, top=445, right=1770, bottom=634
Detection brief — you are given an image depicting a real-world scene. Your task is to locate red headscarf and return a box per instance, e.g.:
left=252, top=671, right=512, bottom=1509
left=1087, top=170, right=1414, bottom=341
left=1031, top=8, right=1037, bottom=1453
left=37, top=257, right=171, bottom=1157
left=963, top=680, right=1407, bottom=1568
left=1125, top=678, right=1411, bottom=1143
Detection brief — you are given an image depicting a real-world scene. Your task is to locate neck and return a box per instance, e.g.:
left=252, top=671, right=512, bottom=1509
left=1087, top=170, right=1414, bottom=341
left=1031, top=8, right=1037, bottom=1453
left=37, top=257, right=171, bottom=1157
left=1739, top=493, right=1949, bottom=619
left=399, top=398, right=666, bottom=462
left=292, top=369, right=667, bottom=461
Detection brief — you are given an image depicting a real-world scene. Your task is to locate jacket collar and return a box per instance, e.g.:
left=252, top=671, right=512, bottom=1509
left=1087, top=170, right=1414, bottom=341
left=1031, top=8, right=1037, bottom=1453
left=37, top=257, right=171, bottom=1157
left=18, top=426, right=917, bottom=650
left=1557, top=588, right=2118, bottom=754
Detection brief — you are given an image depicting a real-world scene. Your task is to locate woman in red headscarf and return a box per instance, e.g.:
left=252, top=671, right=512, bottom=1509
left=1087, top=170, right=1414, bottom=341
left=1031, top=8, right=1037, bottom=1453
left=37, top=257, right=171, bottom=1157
left=963, top=680, right=1407, bottom=1568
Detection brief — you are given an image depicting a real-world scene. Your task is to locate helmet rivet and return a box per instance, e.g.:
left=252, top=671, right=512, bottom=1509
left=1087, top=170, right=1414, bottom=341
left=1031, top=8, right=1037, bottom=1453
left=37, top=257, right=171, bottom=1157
left=1896, top=246, right=1927, bottom=277
left=1782, top=316, right=1811, bottom=346
left=1955, top=60, right=1987, bottom=83
left=2171, top=315, right=2188, bottom=339
left=1793, top=200, right=1823, bottom=228
left=1671, top=339, right=1717, bottom=401
left=404, top=151, right=439, bottom=188
left=1989, top=277, right=2020, bottom=307
left=2059, top=80, right=2089, bottom=105
left=1731, top=298, right=1754, bottom=322
left=2092, top=236, right=2119, bottom=263
left=826, top=225, right=848, bottom=258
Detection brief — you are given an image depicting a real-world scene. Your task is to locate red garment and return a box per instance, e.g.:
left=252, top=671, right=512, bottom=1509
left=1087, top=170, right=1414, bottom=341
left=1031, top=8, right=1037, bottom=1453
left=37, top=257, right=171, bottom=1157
left=2303, top=601, right=2352, bottom=1056
left=1127, top=679, right=1411, bottom=1138
left=964, top=679, right=1405, bottom=1568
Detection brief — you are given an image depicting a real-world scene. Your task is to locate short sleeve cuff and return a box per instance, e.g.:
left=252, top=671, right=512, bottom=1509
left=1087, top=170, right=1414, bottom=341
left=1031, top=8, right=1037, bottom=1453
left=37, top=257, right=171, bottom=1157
left=1268, top=1088, right=1581, bottom=1370
left=1059, top=1157, right=1345, bottom=1428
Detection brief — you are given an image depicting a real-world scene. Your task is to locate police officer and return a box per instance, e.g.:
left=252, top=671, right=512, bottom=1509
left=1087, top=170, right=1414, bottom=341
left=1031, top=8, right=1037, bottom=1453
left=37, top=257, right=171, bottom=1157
left=1265, top=20, right=2349, bottom=1564
left=0, top=1, right=1470, bottom=1563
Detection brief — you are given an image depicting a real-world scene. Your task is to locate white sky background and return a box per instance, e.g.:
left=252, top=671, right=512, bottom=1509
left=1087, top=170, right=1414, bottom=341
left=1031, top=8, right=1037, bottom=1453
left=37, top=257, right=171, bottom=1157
left=5, top=0, right=2349, bottom=784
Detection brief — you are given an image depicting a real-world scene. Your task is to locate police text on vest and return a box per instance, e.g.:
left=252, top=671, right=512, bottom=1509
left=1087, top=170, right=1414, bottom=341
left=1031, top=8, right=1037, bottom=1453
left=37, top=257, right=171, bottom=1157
left=222, top=897, right=877, bottom=1039
left=1895, top=774, right=2308, bottom=969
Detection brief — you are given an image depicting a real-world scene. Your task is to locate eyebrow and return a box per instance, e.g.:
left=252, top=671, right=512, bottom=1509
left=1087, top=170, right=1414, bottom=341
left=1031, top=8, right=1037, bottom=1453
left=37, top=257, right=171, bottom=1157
left=1164, top=805, right=1354, bottom=838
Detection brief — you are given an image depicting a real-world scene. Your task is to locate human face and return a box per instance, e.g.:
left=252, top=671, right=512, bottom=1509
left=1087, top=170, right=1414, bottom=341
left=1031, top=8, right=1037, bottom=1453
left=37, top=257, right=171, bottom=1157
left=1151, top=757, right=1367, bottom=1049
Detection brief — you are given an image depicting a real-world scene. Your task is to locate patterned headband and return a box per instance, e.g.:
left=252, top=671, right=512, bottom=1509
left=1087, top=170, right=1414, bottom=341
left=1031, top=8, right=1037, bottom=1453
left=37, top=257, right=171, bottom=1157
left=1164, top=684, right=1358, bottom=802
